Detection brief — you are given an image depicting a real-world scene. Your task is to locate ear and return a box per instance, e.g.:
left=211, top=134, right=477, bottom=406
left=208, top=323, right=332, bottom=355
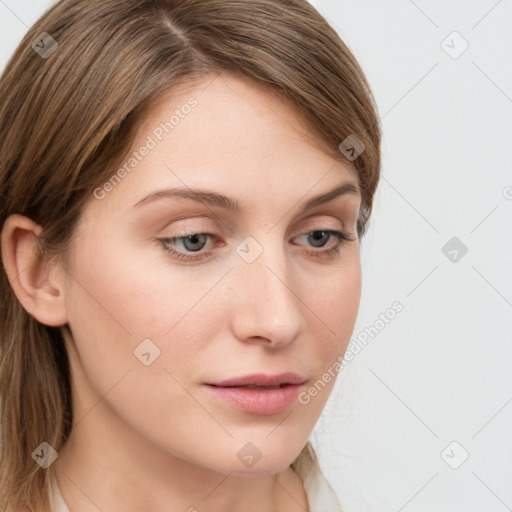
left=1, top=214, right=68, bottom=326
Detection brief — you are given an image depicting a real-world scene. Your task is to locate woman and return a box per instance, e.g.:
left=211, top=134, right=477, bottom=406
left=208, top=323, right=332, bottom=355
left=0, top=0, right=381, bottom=510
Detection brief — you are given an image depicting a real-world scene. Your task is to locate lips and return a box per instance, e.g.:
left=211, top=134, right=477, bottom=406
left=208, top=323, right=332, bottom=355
left=205, top=372, right=306, bottom=388
left=203, top=373, right=307, bottom=414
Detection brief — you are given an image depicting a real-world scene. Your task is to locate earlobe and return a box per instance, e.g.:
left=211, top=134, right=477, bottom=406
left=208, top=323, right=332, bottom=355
left=1, top=214, right=68, bottom=326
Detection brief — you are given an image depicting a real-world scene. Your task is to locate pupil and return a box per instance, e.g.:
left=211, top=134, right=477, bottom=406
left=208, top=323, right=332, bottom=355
left=184, top=234, right=206, bottom=251
left=309, top=230, right=328, bottom=248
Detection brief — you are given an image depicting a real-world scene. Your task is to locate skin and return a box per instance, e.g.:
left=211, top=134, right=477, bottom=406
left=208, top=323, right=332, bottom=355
left=1, top=72, right=362, bottom=512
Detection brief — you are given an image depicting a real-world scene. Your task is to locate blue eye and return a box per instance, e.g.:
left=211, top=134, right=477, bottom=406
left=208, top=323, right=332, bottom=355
left=158, top=229, right=356, bottom=262
left=159, top=233, right=213, bottom=261
left=174, top=233, right=208, bottom=252
left=293, top=229, right=357, bottom=259
left=296, top=229, right=353, bottom=248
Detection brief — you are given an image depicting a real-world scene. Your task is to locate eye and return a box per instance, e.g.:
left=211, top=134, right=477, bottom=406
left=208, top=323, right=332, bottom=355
left=293, top=229, right=356, bottom=258
left=158, top=228, right=357, bottom=263
left=158, top=232, right=216, bottom=261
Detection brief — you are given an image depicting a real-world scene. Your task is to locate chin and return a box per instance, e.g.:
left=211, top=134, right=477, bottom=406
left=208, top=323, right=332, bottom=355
left=229, top=445, right=302, bottom=477
left=229, top=461, right=294, bottom=478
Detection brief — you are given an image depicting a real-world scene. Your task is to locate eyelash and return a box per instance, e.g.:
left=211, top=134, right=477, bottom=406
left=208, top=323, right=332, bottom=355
left=157, top=229, right=356, bottom=262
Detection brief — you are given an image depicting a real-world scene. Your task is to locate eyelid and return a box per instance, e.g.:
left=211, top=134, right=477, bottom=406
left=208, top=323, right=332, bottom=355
left=296, top=215, right=346, bottom=234
left=159, top=212, right=349, bottom=243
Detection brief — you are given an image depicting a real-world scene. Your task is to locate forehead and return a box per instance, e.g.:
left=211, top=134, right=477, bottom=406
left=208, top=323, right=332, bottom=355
left=137, top=71, right=344, bottom=164
left=84, top=72, right=358, bottom=220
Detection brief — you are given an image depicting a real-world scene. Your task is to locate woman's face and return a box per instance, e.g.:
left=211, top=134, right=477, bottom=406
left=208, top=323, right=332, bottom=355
left=57, top=72, right=362, bottom=476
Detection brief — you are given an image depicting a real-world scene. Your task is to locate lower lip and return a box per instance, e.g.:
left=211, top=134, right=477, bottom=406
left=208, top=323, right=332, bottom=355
left=203, top=383, right=303, bottom=415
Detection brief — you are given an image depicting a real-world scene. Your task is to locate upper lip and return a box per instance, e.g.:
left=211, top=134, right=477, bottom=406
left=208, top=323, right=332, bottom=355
left=205, top=372, right=306, bottom=387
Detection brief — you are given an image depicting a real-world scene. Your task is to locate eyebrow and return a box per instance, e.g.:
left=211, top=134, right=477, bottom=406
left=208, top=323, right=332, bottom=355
left=132, top=181, right=360, bottom=213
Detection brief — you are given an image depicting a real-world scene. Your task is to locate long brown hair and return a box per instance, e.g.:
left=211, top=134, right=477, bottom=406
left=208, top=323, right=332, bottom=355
left=0, top=0, right=381, bottom=509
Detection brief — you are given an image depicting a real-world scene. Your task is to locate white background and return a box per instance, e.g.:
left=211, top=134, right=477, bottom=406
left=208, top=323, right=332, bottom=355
left=1, top=1, right=511, bottom=511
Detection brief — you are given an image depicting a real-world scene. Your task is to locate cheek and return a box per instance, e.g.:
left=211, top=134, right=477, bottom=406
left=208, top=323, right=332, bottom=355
left=63, top=233, right=223, bottom=392
left=63, top=238, right=214, bottom=442
left=67, top=227, right=216, bottom=340
left=293, top=264, right=361, bottom=415
left=309, top=257, right=362, bottom=353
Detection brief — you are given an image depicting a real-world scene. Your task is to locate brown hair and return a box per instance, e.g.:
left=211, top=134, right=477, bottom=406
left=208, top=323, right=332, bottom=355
left=0, top=0, right=381, bottom=509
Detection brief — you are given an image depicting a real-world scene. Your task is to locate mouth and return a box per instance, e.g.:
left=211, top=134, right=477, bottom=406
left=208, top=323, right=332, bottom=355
left=208, top=383, right=290, bottom=390
left=205, top=372, right=307, bottom=388
left=202, top=378, right=306, bottom=415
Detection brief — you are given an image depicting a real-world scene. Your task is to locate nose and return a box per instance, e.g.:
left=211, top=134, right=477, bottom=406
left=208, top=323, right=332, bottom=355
left=229, top=240, right=307, bottom=348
